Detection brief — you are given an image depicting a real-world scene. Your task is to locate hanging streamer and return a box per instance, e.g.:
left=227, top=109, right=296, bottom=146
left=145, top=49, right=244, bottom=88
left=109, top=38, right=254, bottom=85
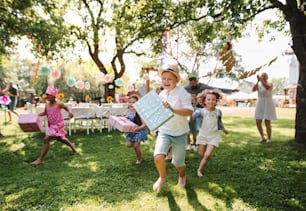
left=239, top=56, right=279, bottom=79
left=33, top=44, right=41, bottom=83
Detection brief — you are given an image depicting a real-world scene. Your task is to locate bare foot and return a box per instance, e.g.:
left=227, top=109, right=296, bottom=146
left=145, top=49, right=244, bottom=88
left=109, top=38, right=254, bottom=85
left=153, top=177, right=166, bottom=193
left=177, top=175, right=186, bottom=187
left=31, top=159, right=44, bottom=166
left=197, top=170, right=203, bottom=177
left=71, top=143, right=77, bottom=153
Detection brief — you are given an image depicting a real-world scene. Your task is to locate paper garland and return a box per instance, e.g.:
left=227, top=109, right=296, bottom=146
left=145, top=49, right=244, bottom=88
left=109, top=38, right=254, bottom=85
left=127, top=84, right=135, bottom=92
left=41, top=66, right=50, bottom=75
left=143, top=73, right=149, bottom=80
left=67, top=77, right=76, bottom=87
left=51, top=69, right=61, bottom=80
left=239, top=56, right=278, bottom=79
left=84, top=81, right=90, bottom=90
left=75, top=80, right=85, bottom=89
left=114, top=78, right=124, bottom=87
left=103, top=74, right=112, bottom=83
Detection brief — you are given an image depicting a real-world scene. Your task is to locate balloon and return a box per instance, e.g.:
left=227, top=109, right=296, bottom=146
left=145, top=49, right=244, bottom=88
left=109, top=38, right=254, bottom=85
left=51, top=69, right=61, bottom=80
left=114, top=78, right=124, bottom=87
left=96, top=72, right=104, bottom=80
left=108, top=84, right=114, bottom=89
left=127, top=84, right=134, bottom=92
left=143, top=73, right=149, bottom=80
left=67, top=77, right=76, bottom=87
left=85, top=81, right=90, bottom=90
left=103, top=74, right=112, bottom=83
left=0, top=95, right=11, bottom=105
left=41, top=66, right=50, bottom=75
left=75, top=80, right=85, bottom=89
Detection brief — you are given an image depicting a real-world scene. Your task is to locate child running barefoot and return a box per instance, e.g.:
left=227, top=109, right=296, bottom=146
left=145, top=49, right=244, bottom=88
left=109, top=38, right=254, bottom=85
left=125, top=95, right=148, bottom=164
left=31, top=86, right=76, bottom=165
left=192, top=89, right=229, bottom=177
left=153, top=63, right=193, bottom=193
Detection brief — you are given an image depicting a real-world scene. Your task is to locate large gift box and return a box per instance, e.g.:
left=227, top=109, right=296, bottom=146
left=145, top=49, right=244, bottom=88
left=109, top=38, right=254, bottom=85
left=133, top=90, right=174, bottom=131
left=18, top=113, right=43, bottom=132
left=108, top=116, right=137, bottom=132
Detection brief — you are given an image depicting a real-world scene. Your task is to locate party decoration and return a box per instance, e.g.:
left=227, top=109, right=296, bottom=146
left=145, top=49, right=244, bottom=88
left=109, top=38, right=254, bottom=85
left=41, top=66, right=50, bottom=75
left=85, top=95, right=90, bottom=102
left=114, top=78, right=124, bottom=87
left=0, top=95, right=11, bottom=105
left=75, top=80, right=85, bottom=89
left=127, top=84, right=134, bottom=92
left=0, top=96, right=11, bottom=124
left=85, top=81, right=90, bottom=90
left=56, top=93, right=65, bottom=100
left=96, top=72, right=104, bottom=80
left=51, top=69, right=61, bottom=80
left=67, top=77, right=76, bottom=87
left=143, top=73, right=149, bottom=80
left=106, top=96, right=113, bottom=103
left=108, top=84, right=114, bottom=89
left=239, top=56, right=278, bottom=79
left=103, top=74, right=112, bottom=83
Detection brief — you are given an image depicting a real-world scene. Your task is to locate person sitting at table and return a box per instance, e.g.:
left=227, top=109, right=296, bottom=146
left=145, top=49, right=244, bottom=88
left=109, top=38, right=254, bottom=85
left=31, top=86, right=77, bottom=165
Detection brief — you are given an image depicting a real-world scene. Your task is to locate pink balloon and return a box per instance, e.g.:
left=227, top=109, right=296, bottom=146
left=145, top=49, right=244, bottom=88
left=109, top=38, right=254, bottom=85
left=51, top=69, right=61, bottom=80
left=75, top=80, right=85, bottom=89
left=127, top=84, right=134, bottom=92
left=143, top=73, right=149, bottom=80
left=103, top=74, right=112, bottom=83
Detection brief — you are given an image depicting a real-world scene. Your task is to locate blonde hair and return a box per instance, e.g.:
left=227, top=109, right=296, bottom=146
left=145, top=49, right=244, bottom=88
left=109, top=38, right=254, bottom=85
left=197, top=89, right=222, bottom=106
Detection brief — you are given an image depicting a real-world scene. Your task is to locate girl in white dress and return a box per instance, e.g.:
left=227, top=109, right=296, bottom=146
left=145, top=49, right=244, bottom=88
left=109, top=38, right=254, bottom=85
left=192, top=90, right=229, bottom=177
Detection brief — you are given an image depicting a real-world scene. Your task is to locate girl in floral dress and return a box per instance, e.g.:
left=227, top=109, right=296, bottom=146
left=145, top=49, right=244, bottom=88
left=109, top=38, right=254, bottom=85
left=125, top=95, right=148, bottom=164
left=31, top=86, right=76, bottom=165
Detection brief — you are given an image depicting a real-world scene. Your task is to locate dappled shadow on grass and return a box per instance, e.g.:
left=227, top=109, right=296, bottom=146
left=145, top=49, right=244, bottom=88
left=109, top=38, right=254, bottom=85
left=0, top=116, right=305, bottom=210
left=184, top=116, right=305, bottom=210
left=0, top=129, right=162, bottom=210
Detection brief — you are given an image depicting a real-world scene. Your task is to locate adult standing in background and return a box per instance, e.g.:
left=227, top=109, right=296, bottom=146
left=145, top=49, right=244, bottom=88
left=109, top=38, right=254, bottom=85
left=3, top=81, right=19, bottom=121
left=252, top=72, right=276, bottom=143
left=184, top=76, right=236, bottom=95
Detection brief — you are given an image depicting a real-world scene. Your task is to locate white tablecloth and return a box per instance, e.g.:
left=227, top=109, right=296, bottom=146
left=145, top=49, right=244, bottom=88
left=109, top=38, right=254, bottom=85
left=35, top=103, right=128, bottom=119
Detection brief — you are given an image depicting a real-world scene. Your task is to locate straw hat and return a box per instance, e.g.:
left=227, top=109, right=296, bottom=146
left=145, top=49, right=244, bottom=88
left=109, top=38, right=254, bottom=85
left=157, top=63, right=180, bottom=81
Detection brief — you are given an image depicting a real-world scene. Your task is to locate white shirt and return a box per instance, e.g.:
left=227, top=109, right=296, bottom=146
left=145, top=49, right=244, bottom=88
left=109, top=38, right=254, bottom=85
left=159, top=86, right=193, bottom=136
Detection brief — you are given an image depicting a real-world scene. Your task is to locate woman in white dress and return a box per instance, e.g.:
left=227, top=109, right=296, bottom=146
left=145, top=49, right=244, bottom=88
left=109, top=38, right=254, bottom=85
left=252, top=72, right=277, bottom=142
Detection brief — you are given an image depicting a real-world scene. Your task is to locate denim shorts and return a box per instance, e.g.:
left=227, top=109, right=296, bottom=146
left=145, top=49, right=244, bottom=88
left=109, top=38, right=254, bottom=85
left=154, top=132, right=187, bottom=166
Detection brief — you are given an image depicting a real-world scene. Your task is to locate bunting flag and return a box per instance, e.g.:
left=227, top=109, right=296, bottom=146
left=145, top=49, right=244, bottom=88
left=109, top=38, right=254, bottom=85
left=239, top=56, right=278, bottom=79
left=218, top=41, right=236, bottom=72
left=161, top=28, right=179, bottom=60
left=207, top=59, right=219, bottom=84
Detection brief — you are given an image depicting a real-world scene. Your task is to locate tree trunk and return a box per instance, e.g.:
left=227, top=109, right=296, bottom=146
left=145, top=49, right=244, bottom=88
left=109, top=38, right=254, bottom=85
left=295, top=61, right=306, bottom=143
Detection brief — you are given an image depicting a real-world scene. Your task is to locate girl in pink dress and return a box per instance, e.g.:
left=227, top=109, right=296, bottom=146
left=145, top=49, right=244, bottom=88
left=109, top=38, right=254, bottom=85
left=31, top=86, right=76, bottom=165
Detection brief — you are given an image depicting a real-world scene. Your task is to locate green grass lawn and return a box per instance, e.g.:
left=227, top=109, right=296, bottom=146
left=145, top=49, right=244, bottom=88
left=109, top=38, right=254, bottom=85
left=0, top=108, right=305, bottom=210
